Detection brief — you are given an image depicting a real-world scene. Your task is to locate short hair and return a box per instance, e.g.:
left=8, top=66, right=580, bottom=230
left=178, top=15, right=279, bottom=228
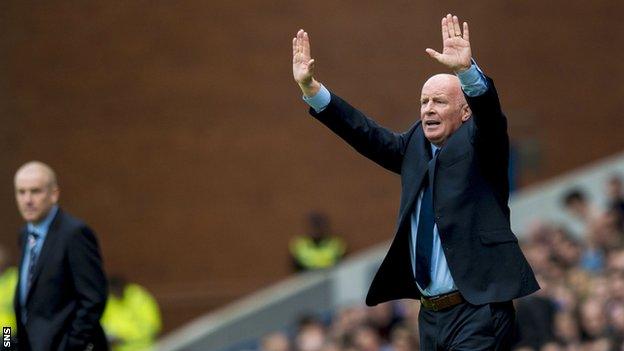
left=562, top=188, right=586, bottom=207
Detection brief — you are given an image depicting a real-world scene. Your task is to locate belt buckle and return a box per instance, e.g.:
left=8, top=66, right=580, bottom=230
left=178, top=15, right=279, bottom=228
left=421, top=296, right=440, bottom=312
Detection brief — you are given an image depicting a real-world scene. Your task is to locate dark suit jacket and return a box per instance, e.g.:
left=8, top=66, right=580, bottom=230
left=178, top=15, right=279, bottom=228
left=309, top=77, right=539, bottom=306
left=14, top=209, right=108, bottom=351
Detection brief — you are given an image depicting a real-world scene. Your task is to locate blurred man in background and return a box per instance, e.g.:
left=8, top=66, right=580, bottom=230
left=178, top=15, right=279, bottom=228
left=13, top=161, right=108, bottom=351
left=290, top=212, right=346, bottom=272
left=562, top=188, right=600, bottom=225
left=101, top=275, right=162, bottom=351
left=260, top=331, right=291, bottom=351
left=0, top=244, right=17, bottom=332
left=606, top=175, right=624, bottom=230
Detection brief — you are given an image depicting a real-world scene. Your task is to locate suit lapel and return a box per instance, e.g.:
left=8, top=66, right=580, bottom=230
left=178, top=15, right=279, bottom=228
left=25, top=209, right=63, bottom=303
left=399, top=125, right=431, bottom=221
left=436, top=119, right=472, bottom=164
left=14, top=229, right=28, bottom=312
left=428, top=149, right=438, bottom=193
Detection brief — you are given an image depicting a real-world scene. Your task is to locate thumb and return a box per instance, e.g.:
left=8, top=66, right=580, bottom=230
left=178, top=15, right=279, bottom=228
left=308, top=59, right=316, bottom=72
left=425, top=48, right=441, bottom=60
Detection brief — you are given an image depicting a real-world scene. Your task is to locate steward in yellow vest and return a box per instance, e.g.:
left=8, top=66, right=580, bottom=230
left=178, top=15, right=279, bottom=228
left=290, top=212, right=346, bottom=271
left=0, top=266, right=18, bottom=331
left=101, top=277, right=162, bottom=351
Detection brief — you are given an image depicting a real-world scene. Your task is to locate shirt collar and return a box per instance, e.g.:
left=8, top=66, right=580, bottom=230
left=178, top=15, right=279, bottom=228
left=430, top=144, right=440, bottom=156
left=27, top=205, right=59, bottom=239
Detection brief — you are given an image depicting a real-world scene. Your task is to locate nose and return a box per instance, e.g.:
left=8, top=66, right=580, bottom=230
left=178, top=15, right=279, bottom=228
left=424, top=102, right=436, bottom=115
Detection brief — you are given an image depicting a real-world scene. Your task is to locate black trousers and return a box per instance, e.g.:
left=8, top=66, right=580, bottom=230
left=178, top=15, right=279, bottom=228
left=418, top=300, right=516, bottom=350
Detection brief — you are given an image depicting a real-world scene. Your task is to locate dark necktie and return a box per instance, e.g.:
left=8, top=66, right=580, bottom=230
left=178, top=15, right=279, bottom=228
left=415, top=149, right=439, bottom=289
left=27, top=232, right=40, bottom=290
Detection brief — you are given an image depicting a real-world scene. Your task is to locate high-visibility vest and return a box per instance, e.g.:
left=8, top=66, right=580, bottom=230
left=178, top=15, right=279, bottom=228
left=101, top=284, right=161, bottom=351
left=289, top=236, right=346, bottom=270
left=0, top=267, right=18, bottom=331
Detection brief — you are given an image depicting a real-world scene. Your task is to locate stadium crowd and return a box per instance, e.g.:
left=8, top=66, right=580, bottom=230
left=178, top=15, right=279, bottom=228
left=259, top=175, right=624, bottom=351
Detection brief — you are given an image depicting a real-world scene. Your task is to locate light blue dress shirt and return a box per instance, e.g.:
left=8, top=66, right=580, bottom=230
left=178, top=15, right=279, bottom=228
left=19, top=204, right=59, bottom=305
left=302, top=63, right=488, bottom=296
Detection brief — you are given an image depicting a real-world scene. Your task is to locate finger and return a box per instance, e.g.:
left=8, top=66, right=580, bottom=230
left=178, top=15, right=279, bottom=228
left=308, top=59, right=315, bottom=72
left=425, top=48, right=441, bottom=60
left=441, top=17, right=449, bottom=40
left=300, top=30, right=307, bottom=56
left=297, top=30, right=304, bottom=54
left=453, top=16, right=462, bottom=37
left=292, top=37, right=297, bottom=57
left=303, top=31, right=311, bottom=58
left=463, top=22, right=469, bottom=41
left=446, top=14, right=455, bottom=37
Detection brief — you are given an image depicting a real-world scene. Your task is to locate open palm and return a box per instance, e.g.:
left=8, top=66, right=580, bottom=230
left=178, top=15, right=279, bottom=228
left=292, top=29, right=315, bottom=85
left=426, top=14, right=472, bottom=72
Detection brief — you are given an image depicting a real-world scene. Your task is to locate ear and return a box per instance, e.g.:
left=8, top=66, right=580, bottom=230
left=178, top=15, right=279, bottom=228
left=461, top=104, right=471, bottom=122
left=51, top=187, right=60, bottom=204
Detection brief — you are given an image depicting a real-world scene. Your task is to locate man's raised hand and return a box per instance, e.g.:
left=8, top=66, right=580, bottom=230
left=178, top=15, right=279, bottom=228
left=292, top=29, right=320, bottom=97
left=426, top=14, right=472, bottom=73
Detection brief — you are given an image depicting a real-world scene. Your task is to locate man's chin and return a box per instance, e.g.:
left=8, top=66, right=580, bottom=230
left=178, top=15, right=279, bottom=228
left=424, top=134, right=444, bottom=146
left=22, top=213, right=42, bottom=223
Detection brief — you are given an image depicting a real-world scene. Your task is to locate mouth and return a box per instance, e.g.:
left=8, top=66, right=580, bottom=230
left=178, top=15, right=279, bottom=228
left=424, top=120, right=441, bottom=127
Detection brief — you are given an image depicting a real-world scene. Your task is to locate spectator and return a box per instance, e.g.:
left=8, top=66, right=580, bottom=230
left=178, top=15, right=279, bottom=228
left=0, top=244, right=17, bottom=331
left=352, top=324, right=383, bottom=351
left=290, top=212, right=346, bottom=272
left=101, top=275, right=162, bottom=351
left=562, top=189, right=600, bottom=224
left=579, top=299, right=608, bottom=341
left=328, top=305, right=368, bottom=346
left=606, top=175, right=624, bottom=229
left=261, top=332, right=291, bottom=351
left=514, top=295, right=557, bottom=349
left=387, top=324, right=416, bottom=351
left=606, top=301, right=624, bottom=342
left=319, top=341, right=341, bottom=351
left=294, top=315, right=327, bottom=351
left=365, top=303, right=400, bottom=341
left=553, top=312, right=581, bottom=347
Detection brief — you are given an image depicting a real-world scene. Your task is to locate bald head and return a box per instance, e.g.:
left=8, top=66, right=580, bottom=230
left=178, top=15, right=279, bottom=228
left=14, top=161, right=60, bottom=224
left=15, top=161, right=58, bottom=189
left=423, top=74, right=467, bottom=105
left=420, top=74, right=471, bottom=146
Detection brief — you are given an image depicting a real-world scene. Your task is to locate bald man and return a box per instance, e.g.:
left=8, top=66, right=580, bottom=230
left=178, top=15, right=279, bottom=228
left=13, top=161, right=108, bottom=351
left=292, top=14, right=538, bottom=350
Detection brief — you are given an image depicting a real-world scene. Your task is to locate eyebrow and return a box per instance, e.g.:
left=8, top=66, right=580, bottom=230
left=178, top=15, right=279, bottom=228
left=421, top=95, right=447, bottom=100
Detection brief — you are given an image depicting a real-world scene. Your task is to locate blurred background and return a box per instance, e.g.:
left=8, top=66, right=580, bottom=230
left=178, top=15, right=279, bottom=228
left=1, top=1, right=623, bottom=350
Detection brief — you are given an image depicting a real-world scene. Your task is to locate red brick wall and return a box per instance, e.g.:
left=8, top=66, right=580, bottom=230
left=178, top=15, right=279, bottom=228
left=0, top=1, right=622, bottom=331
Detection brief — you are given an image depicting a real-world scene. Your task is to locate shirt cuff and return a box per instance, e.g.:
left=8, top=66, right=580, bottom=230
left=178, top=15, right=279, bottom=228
left=456, top=60, right=488, bottom=97
left=302, top=84, right=331, bottom=113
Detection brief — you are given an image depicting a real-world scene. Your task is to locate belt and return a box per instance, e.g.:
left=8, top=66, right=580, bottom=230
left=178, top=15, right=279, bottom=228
left=420, top=291, right=464, bottom=311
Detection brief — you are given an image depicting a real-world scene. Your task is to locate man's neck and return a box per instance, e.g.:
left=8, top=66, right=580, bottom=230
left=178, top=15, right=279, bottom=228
left=27, top=205, right=58, bottom=231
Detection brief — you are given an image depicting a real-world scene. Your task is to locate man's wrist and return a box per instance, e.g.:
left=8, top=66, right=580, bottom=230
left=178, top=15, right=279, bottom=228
left=453, top=64, right=471, bottom=74
left=456, top=60, right=488, bottom=97
left=303, top=83, right=330, bottom=113
left=298, top=79, right=321, bottom=97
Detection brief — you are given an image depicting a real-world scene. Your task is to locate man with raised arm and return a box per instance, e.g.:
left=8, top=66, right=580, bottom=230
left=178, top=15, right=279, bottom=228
left=292, top=14, right=539, bottom=350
